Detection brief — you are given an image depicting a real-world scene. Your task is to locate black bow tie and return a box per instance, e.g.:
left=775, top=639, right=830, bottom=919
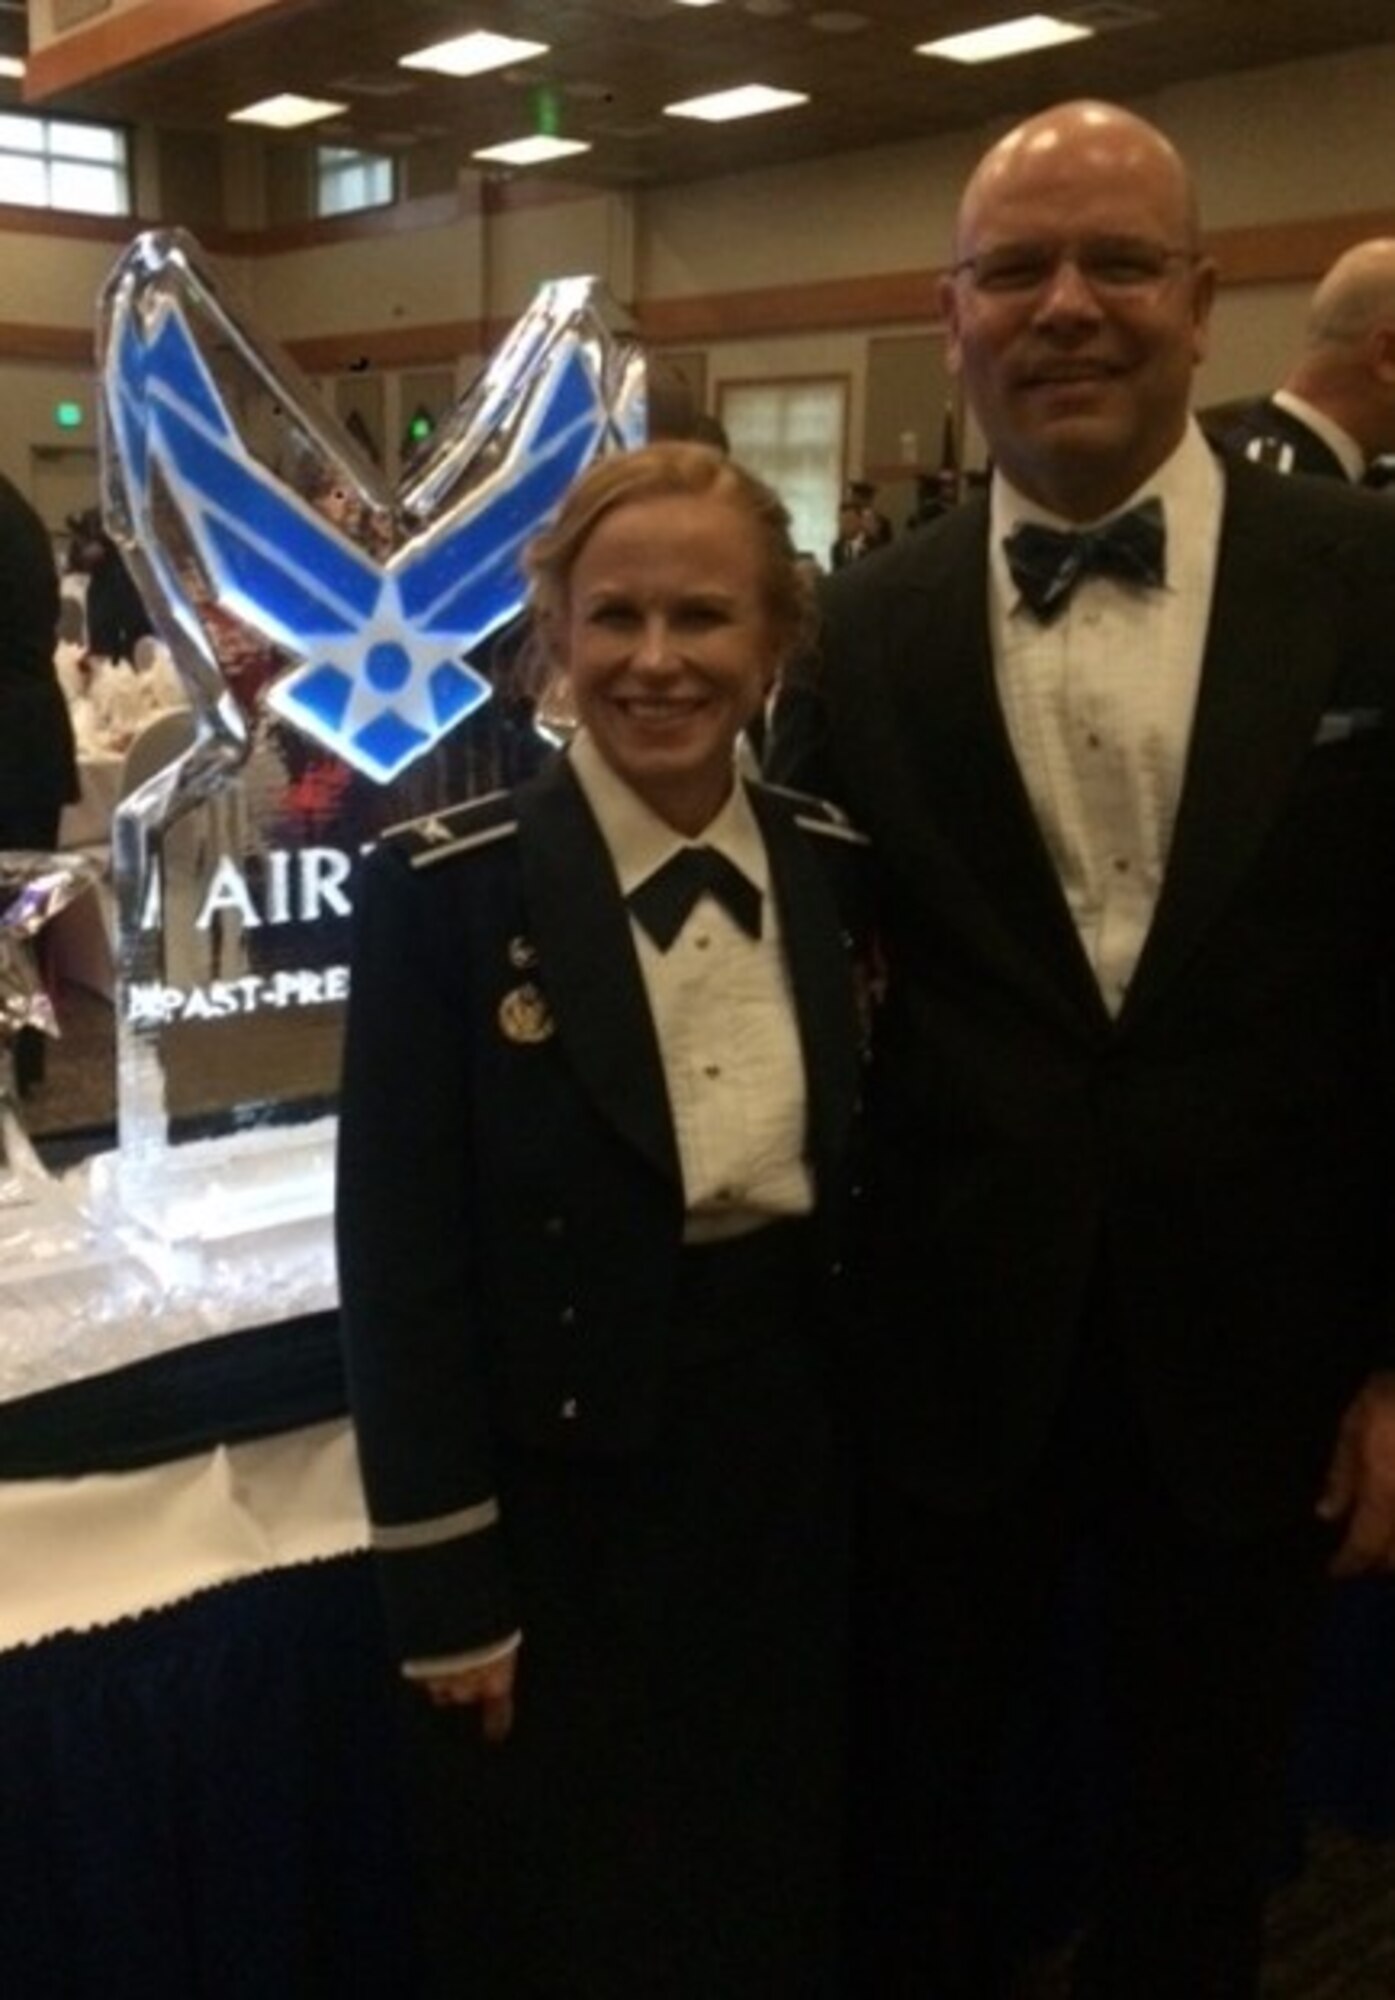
left=627, top=846, right=763, bottom=951
left=1004, top=497, right=1167, bottom=623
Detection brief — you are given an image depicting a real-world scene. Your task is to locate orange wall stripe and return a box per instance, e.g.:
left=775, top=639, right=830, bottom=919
left=0, top=321, right=95, bottom=364
left=26, top=0, right=290, bottom=101
left=7, top=206, right=1395, bottom=373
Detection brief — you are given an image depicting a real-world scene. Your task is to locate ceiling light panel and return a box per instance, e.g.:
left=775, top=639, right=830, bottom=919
left=472, top=134, right=593, bottom=166
left=665, top=83, right=809, bottom=121
left=399, top=32, right=549, bottom=80
left=917, top=14, right=1093, bottom=63
left=228, top=93, right=347, bottom=129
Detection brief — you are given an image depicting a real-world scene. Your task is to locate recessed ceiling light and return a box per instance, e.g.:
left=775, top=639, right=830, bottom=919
left=665, top=83, right=809, bottom=122
left=331, top=74, right=416, bottom=99
left=673, top=2, right=725, bottom=9
left=400, top=32, right=548, bottom=79
left=228, top=93, right=348, bottom=129
left=593, top=120, right=666, bottom=140
left=471, top=134, right=592, bottom=166
left=916, top=14, right=1093, bottom=62
left=0, top=56, right=24, bottom=79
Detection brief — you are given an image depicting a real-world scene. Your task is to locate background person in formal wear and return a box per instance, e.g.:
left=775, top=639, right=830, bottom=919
left=0, top=470, right=77, bottom=1095
left=769, top=100, right=1395, bottom=2000
left=829, top=495, right=870, bottom=570
left=65, top=505, right=156, bottom=662
left=1219, top=238, right=1395, bottom=480
left=337, top=441, right=867, bottom=1998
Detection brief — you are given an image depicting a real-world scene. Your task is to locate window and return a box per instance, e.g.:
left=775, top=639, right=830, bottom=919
left=717, top=378, right=848, bottom=563
left=0, top=114, right=129, bottom=215
left=315, top=146, right=394, bottom=217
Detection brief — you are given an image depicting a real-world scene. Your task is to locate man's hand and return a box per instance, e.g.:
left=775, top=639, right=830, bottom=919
left=1317, top=1370, right=1395, bottom=1576
left=420, top=1650, right=518, bottom=1743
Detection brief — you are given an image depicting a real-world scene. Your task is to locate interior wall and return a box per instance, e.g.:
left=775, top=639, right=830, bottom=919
left=0, top=362, right=101, bottom=509
left=6, top=37, right=1395, bottom=518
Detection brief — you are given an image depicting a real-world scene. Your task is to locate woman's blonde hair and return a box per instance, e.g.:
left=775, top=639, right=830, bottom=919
left=519, top=441, right=815, bottom=691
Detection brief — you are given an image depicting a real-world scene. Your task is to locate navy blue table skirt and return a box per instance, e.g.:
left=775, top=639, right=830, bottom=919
left=0, top=1275, right=1390, bottom=1991
left=0, top=1556, right=419, bottom=2000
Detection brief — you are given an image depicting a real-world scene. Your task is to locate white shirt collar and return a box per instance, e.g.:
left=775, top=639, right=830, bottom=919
left=1272, top=389, right=1365, bottom=482
left=566, top=728, right=769, bottom=897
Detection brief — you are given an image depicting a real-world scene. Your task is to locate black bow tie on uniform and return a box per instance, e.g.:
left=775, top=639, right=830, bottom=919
left=1004, top=497, right=1167, bottom=623
left=627, top=846, right=763, bottom=950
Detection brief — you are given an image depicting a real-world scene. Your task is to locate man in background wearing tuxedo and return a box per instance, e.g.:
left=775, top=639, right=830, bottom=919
left=771, top=100, right=1395, bottom=1999
left=1221, top=237, right=1395, bottom=481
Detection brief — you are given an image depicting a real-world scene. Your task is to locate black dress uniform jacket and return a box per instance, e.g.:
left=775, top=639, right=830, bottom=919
left=336, top=750, right=866, bottom=1668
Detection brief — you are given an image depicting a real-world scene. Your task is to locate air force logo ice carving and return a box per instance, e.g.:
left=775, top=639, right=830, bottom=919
left=98, top=232, right=645, bottom=783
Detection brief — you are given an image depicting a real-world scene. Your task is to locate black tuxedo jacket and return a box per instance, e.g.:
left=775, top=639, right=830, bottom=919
left=337, top=753, right=866, bottom=1663
left=771, top=456, right=1395, bottom=1535
left=1217, top=397, right=1351, bottom=481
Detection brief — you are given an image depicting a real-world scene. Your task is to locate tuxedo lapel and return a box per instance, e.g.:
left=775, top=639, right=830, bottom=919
left=887, top=502, right=1111, bottom=1025
left=748, top=784, right=861, bottom=1194
left=516, top=758, right=681, bottom=1184
left=1122, top=460, right=1355, bottom=1025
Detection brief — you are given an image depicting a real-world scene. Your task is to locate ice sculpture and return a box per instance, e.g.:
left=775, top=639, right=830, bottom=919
left=0, top=232, right=645, bottom=1401
left=0, top=850, right=99, bottom=1213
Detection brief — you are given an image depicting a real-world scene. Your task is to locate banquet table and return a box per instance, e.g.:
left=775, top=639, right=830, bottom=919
left=0, top=1297, right=423, bottom=2000
left=60, top=745, right=123, bottom=851
left=51, top=747, right=122, bottom=1000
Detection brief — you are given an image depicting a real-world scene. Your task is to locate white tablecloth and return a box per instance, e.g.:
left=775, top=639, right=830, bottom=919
left=60, top=749, right=122, bottom=851
left=0, top=1416, right=368, bottom=1652
left=53, top=753, right=122, bottom=998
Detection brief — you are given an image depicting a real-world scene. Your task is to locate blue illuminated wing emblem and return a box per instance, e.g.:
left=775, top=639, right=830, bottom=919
left=98, top=237, right=645, bottom=783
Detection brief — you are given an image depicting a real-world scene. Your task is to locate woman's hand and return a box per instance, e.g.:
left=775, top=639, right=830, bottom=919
left=420, top=1651, right=518, bottom=1743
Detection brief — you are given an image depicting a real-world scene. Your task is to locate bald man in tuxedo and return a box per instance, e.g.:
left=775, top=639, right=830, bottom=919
left=772, top=102, right=1395, bottom=1999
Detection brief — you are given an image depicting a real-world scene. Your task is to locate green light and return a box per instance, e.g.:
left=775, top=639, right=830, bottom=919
left=55, top=400, right=83, bottom=430
left=534, top=85, right=560, bottom=138
left=407, top=412, right=433, bottom=443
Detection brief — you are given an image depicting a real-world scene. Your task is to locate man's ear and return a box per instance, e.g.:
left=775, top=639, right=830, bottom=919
left=1189, top=257, right=1219, bottom=362
left=938, top=272, right=965, bottom=375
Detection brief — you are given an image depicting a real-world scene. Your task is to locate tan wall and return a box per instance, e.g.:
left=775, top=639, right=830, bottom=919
left=248, top=214, right=487, bottom=341
left=0, top=361, right=100, bottom=513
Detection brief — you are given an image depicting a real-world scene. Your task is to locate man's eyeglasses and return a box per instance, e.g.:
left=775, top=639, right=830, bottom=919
left=949, top=239, right=1200, bottom=298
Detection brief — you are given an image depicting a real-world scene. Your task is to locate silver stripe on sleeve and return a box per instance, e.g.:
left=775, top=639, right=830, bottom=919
left=370, top=1497, right=501, bottom=1551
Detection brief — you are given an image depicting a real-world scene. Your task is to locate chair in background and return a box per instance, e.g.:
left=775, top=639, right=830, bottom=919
left=117, top=709, right=197, bottom=801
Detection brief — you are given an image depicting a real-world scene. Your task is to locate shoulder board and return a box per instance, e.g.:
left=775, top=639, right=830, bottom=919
left=761, top=782, right=870, bottom=847
left=380, top=791, right=520, bottom=870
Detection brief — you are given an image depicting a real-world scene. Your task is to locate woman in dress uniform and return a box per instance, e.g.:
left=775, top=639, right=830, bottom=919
left=337, top=441, right=868, bottom=1998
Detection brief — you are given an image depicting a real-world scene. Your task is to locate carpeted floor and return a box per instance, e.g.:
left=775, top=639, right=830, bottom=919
left=1263, top=1826, right=1395, bottom=1998
left=1007, top=1824, right=1395, bottom=1994
left=21, top=984, right=1395, bottom=1996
